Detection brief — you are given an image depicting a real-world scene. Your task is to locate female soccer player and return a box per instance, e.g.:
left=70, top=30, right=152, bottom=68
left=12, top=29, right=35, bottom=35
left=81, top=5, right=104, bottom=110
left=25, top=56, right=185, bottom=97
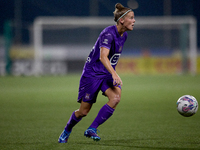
left=58, top=3, right=135, bottom=143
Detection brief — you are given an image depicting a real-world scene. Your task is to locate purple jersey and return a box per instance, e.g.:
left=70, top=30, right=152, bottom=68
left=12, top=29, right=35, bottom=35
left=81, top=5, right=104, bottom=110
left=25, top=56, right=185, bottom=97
left=82, top=25, right=127, bottom=78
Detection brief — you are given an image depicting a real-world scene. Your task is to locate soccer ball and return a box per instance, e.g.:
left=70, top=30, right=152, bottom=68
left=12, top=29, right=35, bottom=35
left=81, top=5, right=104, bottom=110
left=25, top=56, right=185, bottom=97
left=177, top=95, right=198, bottom=117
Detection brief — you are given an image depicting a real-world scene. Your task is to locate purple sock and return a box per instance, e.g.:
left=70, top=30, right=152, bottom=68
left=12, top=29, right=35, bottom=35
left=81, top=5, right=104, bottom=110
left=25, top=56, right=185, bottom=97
left=64, top=111, right=82, bottom=132
left=90, top=104, right=115, bottom=129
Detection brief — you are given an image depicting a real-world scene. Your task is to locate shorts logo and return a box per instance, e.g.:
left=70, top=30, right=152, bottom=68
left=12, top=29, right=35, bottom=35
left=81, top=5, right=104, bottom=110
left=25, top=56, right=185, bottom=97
left=119, top=46, right=122, bottom=52
left=110, top=54, right=121, bottom=65
left=85, top=93, right=90, bottom=100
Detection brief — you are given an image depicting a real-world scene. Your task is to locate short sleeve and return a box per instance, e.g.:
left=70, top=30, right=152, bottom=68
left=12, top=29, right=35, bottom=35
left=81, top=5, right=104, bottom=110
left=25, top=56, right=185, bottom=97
left=99, top=32, right=113, bottom=50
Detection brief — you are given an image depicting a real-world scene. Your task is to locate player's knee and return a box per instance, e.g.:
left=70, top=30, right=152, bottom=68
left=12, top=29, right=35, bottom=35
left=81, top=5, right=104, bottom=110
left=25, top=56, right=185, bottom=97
left=79, top=110, right=89, bottom=118
left=111, top=94, right=121, bottom=105
left=81, top=111, right=88, bottom=117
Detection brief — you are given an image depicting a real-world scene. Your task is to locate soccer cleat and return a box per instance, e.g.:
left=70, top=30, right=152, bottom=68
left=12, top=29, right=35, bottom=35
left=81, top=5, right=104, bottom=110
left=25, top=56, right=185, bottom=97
left=84, top=127, right=101, bottom=141
left=58, top=130, right=71, bottom=143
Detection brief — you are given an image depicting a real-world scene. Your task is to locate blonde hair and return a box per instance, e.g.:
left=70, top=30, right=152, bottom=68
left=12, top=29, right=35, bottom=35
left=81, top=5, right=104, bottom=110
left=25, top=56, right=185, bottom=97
left=113, top=3, right=132, bottom=22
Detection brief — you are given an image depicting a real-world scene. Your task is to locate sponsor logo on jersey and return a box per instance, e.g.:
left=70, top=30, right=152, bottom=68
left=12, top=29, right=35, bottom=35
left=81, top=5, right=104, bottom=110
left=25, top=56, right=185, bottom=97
left=110, top=54, right=121, bottom=65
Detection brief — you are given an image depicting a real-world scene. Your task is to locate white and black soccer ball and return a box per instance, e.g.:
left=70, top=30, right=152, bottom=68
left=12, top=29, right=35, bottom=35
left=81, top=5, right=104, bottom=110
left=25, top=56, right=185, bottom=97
left=177, top=95, right=198, bottom=117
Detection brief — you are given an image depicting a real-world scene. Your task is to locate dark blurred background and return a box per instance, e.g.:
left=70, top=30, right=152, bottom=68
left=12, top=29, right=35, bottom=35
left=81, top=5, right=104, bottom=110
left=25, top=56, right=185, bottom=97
left=0, top=0, right=199, bottom=75
left=0, top=0, right=199, bottom=45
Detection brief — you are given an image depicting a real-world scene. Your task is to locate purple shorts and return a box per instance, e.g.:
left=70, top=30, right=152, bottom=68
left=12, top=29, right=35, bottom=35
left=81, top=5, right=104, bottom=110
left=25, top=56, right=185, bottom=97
left=77, top=76, right=121, bottom=104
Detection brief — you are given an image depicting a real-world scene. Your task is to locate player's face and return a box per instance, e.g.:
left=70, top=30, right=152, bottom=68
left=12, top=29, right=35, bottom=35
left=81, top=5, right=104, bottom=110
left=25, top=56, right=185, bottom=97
left=123, top=11, right=135, bottom=31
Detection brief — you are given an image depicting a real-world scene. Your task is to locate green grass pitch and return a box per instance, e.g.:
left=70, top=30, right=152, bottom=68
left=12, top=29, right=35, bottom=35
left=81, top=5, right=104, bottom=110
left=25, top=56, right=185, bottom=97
left=0, top=74, right=200, bottom=150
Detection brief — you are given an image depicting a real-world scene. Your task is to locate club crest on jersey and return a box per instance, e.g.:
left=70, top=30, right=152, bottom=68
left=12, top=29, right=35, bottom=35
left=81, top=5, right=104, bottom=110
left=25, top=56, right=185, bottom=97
left=85, top=93, right=90, bottom=100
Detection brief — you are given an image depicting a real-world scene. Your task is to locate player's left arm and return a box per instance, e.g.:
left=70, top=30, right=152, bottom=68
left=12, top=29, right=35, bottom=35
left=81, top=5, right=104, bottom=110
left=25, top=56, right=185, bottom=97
left=100, top=47, right=122, bottom=86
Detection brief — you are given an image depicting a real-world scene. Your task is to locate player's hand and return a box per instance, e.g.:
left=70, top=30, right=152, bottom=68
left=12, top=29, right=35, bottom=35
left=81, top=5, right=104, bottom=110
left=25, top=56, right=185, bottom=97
left=112, top=73, right=123, bottom=86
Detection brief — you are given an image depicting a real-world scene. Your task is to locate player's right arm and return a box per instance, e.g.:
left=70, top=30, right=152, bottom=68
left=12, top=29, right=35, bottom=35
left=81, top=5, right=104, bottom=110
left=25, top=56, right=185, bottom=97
left=100, top=47, right=123, bottom=86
